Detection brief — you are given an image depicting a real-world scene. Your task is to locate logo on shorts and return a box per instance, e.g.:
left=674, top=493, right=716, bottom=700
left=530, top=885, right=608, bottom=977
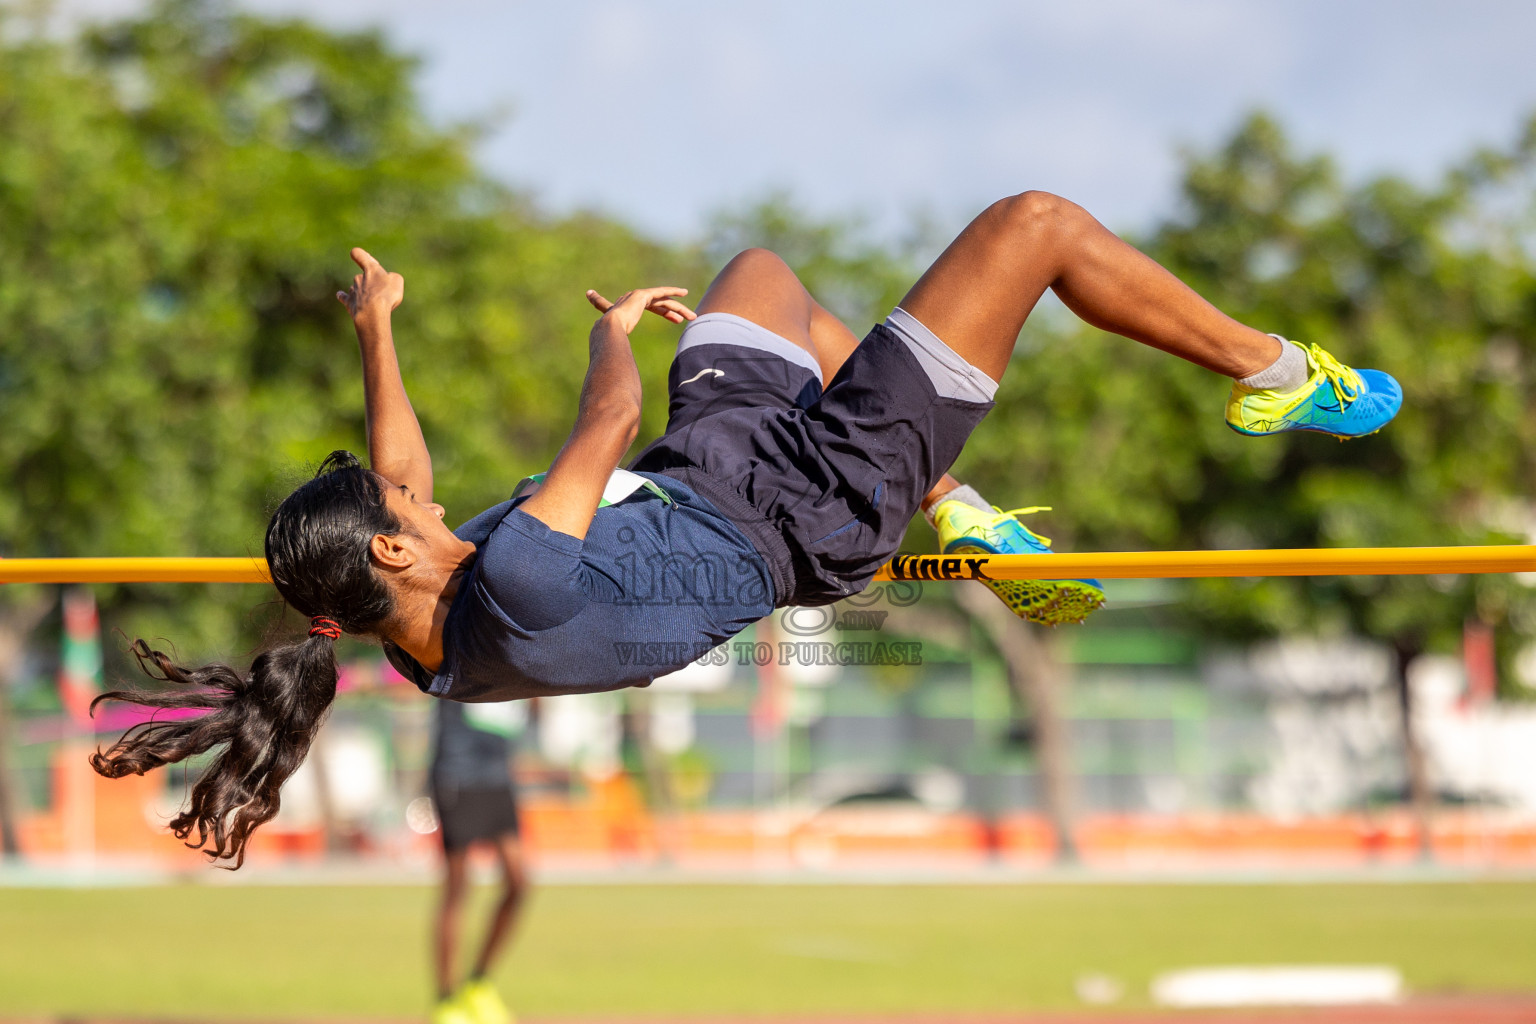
left=679, top=368, right=726, bottom=385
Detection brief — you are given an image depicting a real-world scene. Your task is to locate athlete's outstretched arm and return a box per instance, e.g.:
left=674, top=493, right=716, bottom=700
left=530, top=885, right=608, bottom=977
left=519, top=286, right=694, bottom=541
left=336, top=248, right=434, bottom=501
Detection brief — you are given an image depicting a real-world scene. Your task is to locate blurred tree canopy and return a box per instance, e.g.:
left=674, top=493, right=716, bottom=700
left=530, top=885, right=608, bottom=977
left=0, top=0, right=701, bottom=657
left=2, top=2, right=1534, bottom=691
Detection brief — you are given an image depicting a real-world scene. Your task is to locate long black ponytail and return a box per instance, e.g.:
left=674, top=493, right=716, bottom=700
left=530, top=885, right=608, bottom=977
left=91, top=451, right=404, bottom=867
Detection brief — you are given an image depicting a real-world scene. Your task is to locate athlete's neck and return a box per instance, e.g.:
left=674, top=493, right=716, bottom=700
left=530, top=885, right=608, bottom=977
left=387, top=551, right=474, bottom=673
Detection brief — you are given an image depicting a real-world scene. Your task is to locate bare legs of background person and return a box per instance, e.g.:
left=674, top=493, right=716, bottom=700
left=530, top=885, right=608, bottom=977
left=435, top=850, right=470, bottom=1000
left=470, top=835, right=530, bottom=982
left=435, top=836, right=529, bottom=999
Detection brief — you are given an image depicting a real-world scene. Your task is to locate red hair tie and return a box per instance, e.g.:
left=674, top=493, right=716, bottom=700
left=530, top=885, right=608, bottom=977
left=308, top=616, right=343, bottom=640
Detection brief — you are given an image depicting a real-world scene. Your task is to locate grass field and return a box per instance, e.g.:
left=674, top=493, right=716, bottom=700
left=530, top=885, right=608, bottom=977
left=2, top=881, right=1535, bottom=1019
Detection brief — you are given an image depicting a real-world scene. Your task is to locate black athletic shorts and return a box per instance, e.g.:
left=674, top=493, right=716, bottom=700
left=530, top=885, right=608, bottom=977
left=632, top=309, right=996, bottom=607
left=431, top=780, right=521, bottom=852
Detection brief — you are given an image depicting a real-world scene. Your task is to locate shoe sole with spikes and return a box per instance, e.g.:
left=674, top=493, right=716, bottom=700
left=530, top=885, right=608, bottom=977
left=946, top=542, right=1106, bottom=626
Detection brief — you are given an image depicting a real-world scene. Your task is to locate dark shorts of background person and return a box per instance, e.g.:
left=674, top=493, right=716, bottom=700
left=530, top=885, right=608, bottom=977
left=431, top=780, right=521, bottom=853
left=430, top=700, right=520, bottom=851
left=631, top=309, right=997, bottom=607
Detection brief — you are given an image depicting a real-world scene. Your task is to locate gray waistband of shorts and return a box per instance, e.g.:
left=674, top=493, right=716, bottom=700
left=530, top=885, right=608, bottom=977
left=884, top=307, right=999, bottom=404
left=678, top=312, right=824, bottom=384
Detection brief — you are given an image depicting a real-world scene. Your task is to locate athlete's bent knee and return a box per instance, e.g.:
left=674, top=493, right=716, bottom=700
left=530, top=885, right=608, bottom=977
left=723, top=247, right=793, bottom=277
left=990, top=190, right=1087, bottom=241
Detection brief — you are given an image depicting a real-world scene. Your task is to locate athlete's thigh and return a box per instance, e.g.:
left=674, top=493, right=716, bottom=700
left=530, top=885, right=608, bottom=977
left=809, top=300, right=861, bottom=379
left=700, top=248, right=869, bottom=383
left=896, top=192, right=1077, bottom=382
left=698, top=248, right=817, bottom=348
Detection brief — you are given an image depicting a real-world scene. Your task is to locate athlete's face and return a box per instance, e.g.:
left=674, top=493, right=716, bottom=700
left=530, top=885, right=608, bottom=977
left=375, top=480, right=475, bottom=574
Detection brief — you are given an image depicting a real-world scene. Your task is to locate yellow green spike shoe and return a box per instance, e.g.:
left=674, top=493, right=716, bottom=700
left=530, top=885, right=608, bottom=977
left=1226, top=338, right=1402, bottom=439
left=431, top=992, right=479, bottom=1024
left=933, top=500, right=1105, bottom=625
left=458, top=979, right=513, bottom=1024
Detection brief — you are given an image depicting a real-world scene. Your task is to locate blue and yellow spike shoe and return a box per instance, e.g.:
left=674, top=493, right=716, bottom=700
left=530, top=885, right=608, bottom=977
left=1226, top=339, right=1402, bottom=439
left=933, top=501, right=1105, bottom=625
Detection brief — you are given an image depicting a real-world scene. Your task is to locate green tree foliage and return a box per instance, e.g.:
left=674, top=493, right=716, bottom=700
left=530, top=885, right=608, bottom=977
left=4, top=2, right=1534, bottom=696
left=0, top=1, right=697, bottom=658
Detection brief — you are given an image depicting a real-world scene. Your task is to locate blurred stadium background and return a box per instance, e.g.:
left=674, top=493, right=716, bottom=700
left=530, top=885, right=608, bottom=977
left=3, top=1, right=1536, bottom=1020
left=14, top=584, right=1536, bottom=872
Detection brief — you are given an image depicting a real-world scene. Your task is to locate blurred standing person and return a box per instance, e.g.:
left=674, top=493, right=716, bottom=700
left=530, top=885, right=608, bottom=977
left=429, top=699, right=528, bottom=1024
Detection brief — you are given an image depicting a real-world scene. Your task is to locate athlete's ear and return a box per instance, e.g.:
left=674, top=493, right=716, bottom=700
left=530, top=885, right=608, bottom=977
left=370, top=531, right=418, bottom=571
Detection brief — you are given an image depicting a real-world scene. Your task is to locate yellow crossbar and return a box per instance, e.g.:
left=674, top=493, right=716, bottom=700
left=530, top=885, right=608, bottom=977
left=0, top=558, right=271, bottom=584
left=0, top=546, right=1533, bottom=584
left=873, top=546, right=1536, bottom=581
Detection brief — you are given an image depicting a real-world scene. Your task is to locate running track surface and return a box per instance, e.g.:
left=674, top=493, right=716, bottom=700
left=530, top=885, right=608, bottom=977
left=548, top=1005, right=1536, bottom=1024
left=19, top=1003, right=1536, bottom=1024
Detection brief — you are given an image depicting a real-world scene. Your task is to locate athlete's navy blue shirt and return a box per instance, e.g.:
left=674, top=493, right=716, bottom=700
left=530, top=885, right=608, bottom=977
left=386, top=472, right=773, bottom=702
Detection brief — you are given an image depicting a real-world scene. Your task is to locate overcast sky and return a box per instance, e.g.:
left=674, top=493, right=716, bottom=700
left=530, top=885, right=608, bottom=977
left=57, top=0, right=1536, bottom=240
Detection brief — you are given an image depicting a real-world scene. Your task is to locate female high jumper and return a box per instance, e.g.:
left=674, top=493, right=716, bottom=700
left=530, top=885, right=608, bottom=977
left=93, top=191, right=1401, bottom=865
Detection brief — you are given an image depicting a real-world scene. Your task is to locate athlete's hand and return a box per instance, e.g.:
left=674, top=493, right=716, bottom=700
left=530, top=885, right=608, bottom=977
left=586, top=286, right=696, bottom=331
left=337, top=248, right=405, bottom=324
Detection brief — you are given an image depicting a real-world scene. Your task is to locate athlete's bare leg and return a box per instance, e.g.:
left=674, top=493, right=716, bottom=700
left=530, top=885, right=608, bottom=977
left=705, top=192, right=1278, bottom=437
left=898, top=191, right=1280, bottom=385
left=700, top=251, right=962, bottom=488
left=700, top=196, right=1277, bottom=624
left=922, top=473, right=966, bottom=510
left=695, top=248, right=859, bottom=383
left=699, top=250, right=970, bottom=511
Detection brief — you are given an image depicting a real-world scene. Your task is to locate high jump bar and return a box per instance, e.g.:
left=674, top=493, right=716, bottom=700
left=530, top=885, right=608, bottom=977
left=0, top=546, right=1533, bottom=584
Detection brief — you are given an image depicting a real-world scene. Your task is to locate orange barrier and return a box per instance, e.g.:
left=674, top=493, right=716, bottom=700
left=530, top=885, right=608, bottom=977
left=21, top=756, right=1536, bottom=871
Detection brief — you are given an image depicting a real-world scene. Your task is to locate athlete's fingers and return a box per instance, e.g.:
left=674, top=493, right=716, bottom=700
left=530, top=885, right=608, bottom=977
left=649, top=299, right=696, bottom=322
left=613, top=286, right=684, bottom=309
left=349, top=247, right=382, bottom=272
left=628, top=288, right=686, bottom=322
left=591, top=286, right=691, bottom=332
left=636, top=286, right=689, bottom=301
left=611, top=291, right=647, bottom=315
left=658, top=298, right=697, bottom=317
